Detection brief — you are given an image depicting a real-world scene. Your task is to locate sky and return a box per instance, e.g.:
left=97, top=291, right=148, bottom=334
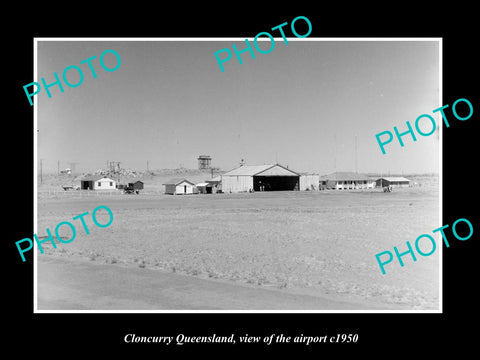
left=36, top=39, right=440, bottom=175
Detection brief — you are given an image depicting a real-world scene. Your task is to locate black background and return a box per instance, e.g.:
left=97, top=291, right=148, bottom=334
left=6, top=4, right=478, bottom=356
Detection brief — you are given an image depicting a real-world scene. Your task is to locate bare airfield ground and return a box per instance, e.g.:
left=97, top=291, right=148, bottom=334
left=36, top=175, right=439, bottom=310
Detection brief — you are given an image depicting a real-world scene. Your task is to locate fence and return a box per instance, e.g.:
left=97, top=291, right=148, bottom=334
left=37, top=189, right=164, bottom=199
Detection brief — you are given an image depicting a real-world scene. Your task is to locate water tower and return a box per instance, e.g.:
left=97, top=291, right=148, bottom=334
left=197, top=155, right=211, bottom=170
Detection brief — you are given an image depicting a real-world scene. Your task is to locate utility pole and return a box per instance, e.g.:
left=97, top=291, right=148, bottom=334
left=40, top=159, right=43, bottom=184
left=355, top=135, right=358, bottom=174
left=147, top=160, right=149, bottom=172
left=57, top=160, right=60, bottom=175
left=334, top=133, right=337, bottom=173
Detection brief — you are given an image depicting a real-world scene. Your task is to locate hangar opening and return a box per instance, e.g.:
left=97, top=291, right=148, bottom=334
left=253, top=175, right=299, bottom=191
left=221, top=163, right=303, bottom=193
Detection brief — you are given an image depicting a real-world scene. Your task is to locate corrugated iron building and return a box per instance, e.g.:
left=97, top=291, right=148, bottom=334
left=221, top=164, right=301, bottom=193
left=299, top=174, right=320, bottom=191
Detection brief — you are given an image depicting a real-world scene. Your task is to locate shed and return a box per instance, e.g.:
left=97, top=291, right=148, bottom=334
left=319, top=172, right=375, bottom=190
left=117, top=180, right=144, bottom=191
left=196, top=182, right=213, bottom=194
left=299, top=174, right=320, bottom=191
left=376, top=177, right=410, bottom=188
left=128, top=181, right=144, bottom=190
left=80, top=176, right=116, bottom=190
left=207, top=175, right=222, bottom=183
left=221, top=164, right=300, bottom=193
left=205, top=176, right=222, bottom=193
left=163, top=178, right=196, bottom=195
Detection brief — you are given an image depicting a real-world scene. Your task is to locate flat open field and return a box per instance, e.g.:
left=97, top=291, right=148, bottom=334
left=36, top=186, right=440, bottom=310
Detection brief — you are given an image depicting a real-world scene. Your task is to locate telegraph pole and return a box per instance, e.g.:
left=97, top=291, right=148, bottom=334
left=355, top=135, right=358, bottom=174
left=334, top=133, right=337, bottom=173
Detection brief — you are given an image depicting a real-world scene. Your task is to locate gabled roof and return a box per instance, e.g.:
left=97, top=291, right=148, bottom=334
left=222, top=164, right=299, bottom=176
left=257, top=164, right=300, bottom=176
left=206, top=176, right=222, bottom=182
left=80, top=175, right=115, bottom=182
left=222, top=164, right=272, bottom=176
left=320, top=172, right=373, bottom=181
left=126, top=180, right=144, bottom=184
left=163, top=178, right=196, bottom=186
left=196, top=182, right=211, bottom=187
left=377, top=176, right=410, bottom=182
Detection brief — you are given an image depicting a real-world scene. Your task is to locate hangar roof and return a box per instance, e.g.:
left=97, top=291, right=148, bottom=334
left=222, top=164, right=299, bottom=177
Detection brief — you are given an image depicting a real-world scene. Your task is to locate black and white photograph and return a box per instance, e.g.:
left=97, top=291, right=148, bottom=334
left=6, top=7, right=478, bottom=355
left=34, top=38, right=441, bottom=312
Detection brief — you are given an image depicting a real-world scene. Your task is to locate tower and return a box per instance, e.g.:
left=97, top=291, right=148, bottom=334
left=197, top=155, right=211, bottom=170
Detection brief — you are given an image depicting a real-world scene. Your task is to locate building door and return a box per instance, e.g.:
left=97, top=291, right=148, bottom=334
left=184, top=185, right=187, bottom=194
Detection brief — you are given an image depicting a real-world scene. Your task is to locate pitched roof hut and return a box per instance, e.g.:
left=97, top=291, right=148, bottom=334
left=163, top=178, right=196, bottom=195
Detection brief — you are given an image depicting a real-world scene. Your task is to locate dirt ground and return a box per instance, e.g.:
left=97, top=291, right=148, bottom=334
left=36, top=183, right=440, bottom=310
left=37, top=255, right=399, bottom=310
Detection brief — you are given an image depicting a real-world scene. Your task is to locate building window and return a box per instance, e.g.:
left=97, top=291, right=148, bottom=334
left=98, top=182, right=101, bottom=187
left=110, top=182, right=113, bottom=186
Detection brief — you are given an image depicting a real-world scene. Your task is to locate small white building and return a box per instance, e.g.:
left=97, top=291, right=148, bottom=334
left=299, top=174, right=320, bottom=191
left=163, top=178, right=197, bottom=195
left=80, top=176, right=116, bottom=190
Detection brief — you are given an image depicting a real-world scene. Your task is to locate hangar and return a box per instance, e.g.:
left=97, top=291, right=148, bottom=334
left=221, top=164, right=300, bottom=193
